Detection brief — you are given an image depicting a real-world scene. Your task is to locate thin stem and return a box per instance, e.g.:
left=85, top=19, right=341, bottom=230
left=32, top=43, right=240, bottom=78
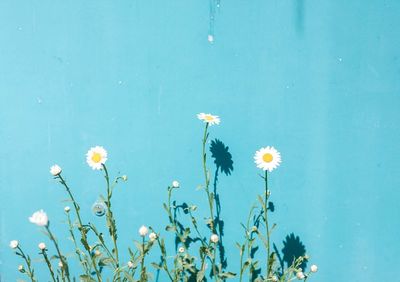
left=66, top=212, right=90, bottom=276
left=57, top=174, right=102, bottom=281
left=201, top=123, right=219, bottom=281
left=41, top=249, right=57, bottom=282
left=140, top=236, right=146, bottom=281
left=264, top=170, right=271, bottom=278
left=16, top=246, right=36, bottom=282
left=201, top=123, right=215, bottom=233
left=103, top=164, right=120, bottom=267
left=45, top=225, right=70, bottom=282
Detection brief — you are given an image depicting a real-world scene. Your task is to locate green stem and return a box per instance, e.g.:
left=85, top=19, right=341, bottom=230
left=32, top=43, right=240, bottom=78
left=140, top=237, right=146, bottom=281
left=103, top=164, right=120, bottom=268
left=57, top=174, right=102, bottom=281
left=41, top=249, right=57, bottom=282
left=201, top=123, right=215, bottom=232
left=66, top=212, right=90, bottom=276
left=45, top=226, right=70, bottom=282
left=264, top=170, right=271, bottom=278
left=16, top=246, right=36, bottom=282
left=201, top=123, right=219, bottom=281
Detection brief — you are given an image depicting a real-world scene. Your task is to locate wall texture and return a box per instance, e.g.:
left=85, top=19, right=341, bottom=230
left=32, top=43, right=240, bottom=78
left=1, top=0, right=400, bottom=281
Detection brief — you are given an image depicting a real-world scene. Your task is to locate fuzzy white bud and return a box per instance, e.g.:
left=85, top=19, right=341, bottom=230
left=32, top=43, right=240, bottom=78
left=310, top=264, right=318, bottom=273
left=149, top=232, right=157, bottom=242
left=210, top=234, right=219, bottom=243
left=127, top=261, right=134, bottom=268
left=58, top=261, right=63, bottom=268
left=121, top=175, right=128, bottom=182
left=64, top=206, right=71, bottom=213
left=50, top=164, right=62, bottom=176
left=296, top=272, right=305, bottom=279
left=9, top=240, right=19, bottom=249
left=38, top=242, right=46, bottom=250
left=138, top=225, right=149, bottom=237
left=172, top=180, right=180, bottom=188
left=18, top=265, right=24, bottom=272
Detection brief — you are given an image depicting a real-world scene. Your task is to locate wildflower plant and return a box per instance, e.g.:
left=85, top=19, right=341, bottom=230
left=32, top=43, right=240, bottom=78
left=9, top=114, right=318, bottom=282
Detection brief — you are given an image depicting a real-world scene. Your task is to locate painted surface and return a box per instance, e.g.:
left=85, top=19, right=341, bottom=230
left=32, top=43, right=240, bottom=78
left=1, top=0, right=400, bottom=281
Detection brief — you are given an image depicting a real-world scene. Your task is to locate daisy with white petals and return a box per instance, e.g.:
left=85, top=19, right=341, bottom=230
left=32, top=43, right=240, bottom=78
left=254, top=146, right=281, bottom=172
left=197, top=113, right=220, bottom=126
left=29, top=210, right=49, bottom=227
left=86, top=146, right=108, bottom=170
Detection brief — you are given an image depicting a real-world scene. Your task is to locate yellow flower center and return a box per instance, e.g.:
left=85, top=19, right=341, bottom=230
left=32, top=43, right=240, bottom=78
left=205, top=115, right=214, bottom=122
left=262, top=153, right=273, bottom=163
left=91, top=152, right=102, bottom=163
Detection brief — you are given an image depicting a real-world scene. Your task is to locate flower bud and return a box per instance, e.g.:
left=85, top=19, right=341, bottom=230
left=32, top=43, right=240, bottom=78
left=296, top=272, right=305, bottom=280
left=18, top=265, right=25, bottom=273
left=64, top=206, right=71, bottom=213
left=9, top=240, right=19, bottom=249
left=127, top=261, right=134, bottom=268
left=172, top=180, right=180, bottom=188
left=58, top=261, right=63, bottom=268
left=50, top=165, right=62, bottom=176
left=178, top=247, right=185, bottom=253
left=310, top=264, right=318, bottom=273
left=138, top=225, right=149, bottom=237
left=149, top=232, right=157, bottom=242
left=38, top=242, right=46, bottom=250
left=121, top=175, right=128, bottom=182
left=210, top=234, right=219, bottom=243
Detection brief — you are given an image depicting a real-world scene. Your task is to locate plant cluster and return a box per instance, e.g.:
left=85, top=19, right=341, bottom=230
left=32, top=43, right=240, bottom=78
left=9, top=113, right=318, bottom=282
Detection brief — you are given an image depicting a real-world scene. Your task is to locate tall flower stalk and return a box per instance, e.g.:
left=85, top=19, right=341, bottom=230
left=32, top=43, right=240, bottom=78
left=102, top=164, right=120, bottom=270
left=57, top=173, right=102, bottom=281
left=13, top=244, right=36, bottom=282
left=201, top=123, right=219, bottom=281
left=45, top=225, right=70, bottom=282
left=40, top=246, right=57, bottom=282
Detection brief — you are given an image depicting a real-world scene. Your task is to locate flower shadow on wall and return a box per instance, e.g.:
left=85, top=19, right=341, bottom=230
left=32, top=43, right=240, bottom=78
left=274, top=233, right=308, bottom=277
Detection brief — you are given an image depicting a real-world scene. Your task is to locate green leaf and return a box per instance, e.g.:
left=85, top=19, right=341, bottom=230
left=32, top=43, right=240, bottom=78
left=219, top=272, right=236, bottom=279
left=150, top=262, right=162, bottom=270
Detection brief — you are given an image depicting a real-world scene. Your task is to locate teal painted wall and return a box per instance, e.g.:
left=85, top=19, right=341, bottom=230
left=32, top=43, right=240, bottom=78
left=1, top=0, right=400, bottom=281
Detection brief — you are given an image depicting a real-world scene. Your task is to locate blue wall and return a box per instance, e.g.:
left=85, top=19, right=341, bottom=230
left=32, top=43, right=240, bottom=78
left=1, top=0, right=400, bottom=281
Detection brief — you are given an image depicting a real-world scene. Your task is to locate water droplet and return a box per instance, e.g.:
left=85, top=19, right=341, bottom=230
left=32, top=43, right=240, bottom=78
left=92, top=201, right=107, bottom=217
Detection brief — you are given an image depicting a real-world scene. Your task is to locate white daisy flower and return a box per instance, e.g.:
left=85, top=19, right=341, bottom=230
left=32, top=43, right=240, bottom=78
left=138, top=225, right=149, bottom=237
left=38, top=242, right=46, bottom=250
left=9, top=240, right=19, bottom=249
left=178, top=247, right=185, bottom=253
left=210, top=234, right=219, bottom=243
left=254, top=146, right=281, bottom=172
left=310, top=264, right=318, bottom=273
left=197, top=113, right=220, bottom=126
left=29, top=210, right=49, bottom=227
left=50, top=164, right=62, bottom=176
left=86, top=146, right=108, bottom=170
